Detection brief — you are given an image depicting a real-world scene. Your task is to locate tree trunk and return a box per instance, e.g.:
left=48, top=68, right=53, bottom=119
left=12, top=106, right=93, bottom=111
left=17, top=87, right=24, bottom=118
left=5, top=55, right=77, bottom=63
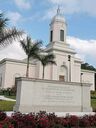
left=42, top=66, right=45, bottom=79
left=26, top=57, right=29, bottom=78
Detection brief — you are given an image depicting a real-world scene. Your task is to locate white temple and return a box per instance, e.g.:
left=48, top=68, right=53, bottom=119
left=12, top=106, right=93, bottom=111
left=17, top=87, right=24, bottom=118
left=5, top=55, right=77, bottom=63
left=0, top=8, right=95, bottom=90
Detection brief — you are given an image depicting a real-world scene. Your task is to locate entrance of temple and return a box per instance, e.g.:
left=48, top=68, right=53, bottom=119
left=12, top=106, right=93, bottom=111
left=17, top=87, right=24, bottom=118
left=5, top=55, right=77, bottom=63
left=59, top=75, right=65, bottom=81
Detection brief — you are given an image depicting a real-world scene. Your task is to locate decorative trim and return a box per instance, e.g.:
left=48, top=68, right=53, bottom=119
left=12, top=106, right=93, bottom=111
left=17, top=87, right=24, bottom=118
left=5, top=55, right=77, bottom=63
left=0, top=58, right=35, bottom=65
left=16, top=77, right=91, bottom=87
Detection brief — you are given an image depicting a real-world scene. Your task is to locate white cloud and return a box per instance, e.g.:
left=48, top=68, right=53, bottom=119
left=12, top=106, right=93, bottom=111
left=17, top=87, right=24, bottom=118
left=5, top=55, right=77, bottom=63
left=42, top=7, right=56, bottom=20
left=14, top=0, right=31, bottom=9
left=67, top=36, right=96, bottom=65
left=0, top=34, right=27, bottom=60
left=0, top=36, right=96, bottom=66
left=46, top=0, right=96, bottom=18
left=0, top=41, right=26, bottom=60
left=7, top=12, right=22, bottom=26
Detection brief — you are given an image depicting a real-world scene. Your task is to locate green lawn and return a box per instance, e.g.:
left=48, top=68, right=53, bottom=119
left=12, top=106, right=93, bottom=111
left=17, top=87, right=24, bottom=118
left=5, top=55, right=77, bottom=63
left=91, top=99, right=96, bottom=111
left=91, top=91, right=96, bottom=111
left=0, top=100, right=15, bottom=111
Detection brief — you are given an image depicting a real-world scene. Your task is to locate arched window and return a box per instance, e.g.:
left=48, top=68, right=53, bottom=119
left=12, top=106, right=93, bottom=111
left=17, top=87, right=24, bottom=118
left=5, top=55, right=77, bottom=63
left=59, top=65, right=68, bottom=81
left=50, top=30, right=53, bottom=42
left=60, top=30, right=64, bottom=41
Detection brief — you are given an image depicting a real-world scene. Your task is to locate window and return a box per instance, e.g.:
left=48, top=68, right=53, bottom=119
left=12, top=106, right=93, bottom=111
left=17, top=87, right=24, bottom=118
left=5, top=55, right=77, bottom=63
left=60, top=30, right=64, bottom=41
left=59, top=75, right=65, bottom=81
left=50, top=30, right=53, bottom=42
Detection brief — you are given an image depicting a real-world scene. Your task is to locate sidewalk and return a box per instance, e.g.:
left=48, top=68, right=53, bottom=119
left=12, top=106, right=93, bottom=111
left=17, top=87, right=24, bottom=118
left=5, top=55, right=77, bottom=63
left=0, top=95, right=16, bottom=101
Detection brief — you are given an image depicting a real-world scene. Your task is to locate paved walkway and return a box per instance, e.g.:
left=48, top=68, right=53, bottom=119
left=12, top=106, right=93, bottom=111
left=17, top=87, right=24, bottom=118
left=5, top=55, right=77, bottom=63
left=0, top=95, right=16, bottom=101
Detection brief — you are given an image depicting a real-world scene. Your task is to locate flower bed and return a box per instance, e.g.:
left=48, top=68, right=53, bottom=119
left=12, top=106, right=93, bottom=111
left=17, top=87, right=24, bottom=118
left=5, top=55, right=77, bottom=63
left=0, top=111, right=96, bottom=128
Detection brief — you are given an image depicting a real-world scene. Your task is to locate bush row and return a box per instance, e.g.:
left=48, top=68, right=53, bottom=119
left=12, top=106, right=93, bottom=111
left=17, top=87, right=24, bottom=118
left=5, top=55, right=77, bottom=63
left=0, top=86, right=16, bottom=96
left=0, top=111, right=96, bottom=128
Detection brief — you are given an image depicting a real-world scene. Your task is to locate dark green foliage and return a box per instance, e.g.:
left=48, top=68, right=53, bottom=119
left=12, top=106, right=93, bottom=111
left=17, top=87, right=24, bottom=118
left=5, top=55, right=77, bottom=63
left=0, top=12, right=23, bottom=48
left=38, top=53, right=56, bottom=79
left=20, top=36, right=42, bottom=77
left=81, top=63, right=96, bottom=71
left=0, top=87, right=16, bottom=97
left=0, top=111, right=6, bottom=121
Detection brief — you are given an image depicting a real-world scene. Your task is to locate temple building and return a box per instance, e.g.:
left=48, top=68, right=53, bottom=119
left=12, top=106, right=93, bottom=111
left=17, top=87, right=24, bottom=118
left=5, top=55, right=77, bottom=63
left=0, top=8, right=95, bottom=90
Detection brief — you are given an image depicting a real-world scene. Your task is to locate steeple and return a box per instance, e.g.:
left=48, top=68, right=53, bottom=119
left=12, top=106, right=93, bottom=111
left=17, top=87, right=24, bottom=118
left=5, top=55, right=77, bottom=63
left=49, top=6, right=67, bottom=44
left=51, top=6, right=66, bottom=24
left=57, top=5, right=60, bottom=15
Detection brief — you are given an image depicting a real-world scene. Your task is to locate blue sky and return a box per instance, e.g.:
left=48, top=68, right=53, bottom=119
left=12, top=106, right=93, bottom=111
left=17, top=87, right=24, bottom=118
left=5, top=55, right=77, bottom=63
left=0, top=0, right=96, bottom=67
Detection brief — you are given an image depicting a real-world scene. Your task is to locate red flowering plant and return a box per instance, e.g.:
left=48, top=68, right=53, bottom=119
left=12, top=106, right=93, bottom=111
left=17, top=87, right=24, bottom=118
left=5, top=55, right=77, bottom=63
left=11, top=112, right=24, bottom=128
left=0, top=116, right=14, bottom=128
left=0, top=111, right=7, bottom=121
left=36, top=111, right=49, bottom=128
left=88, top=114, right=96, bottom=126
left=0, top=111, right=96, bottom=128
left=11, top=112, right=36, bottom=128
left=60, top=118, right=69, bottom=127
left=79, top=115, right=90, bottom=127
left=47, top=113, right=57, bottom=127
left=69, top=115, right=79, bottom=127
left=23, top=113, right=36, bottom=127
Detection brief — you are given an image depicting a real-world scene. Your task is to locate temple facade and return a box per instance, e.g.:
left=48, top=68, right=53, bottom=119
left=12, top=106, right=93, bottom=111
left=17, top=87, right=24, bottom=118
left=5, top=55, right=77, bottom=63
left=0, top=8, right=95, bottom=90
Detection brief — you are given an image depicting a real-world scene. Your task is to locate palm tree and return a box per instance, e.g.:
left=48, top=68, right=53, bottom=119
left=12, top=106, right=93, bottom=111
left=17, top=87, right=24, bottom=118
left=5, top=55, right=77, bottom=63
left=0, top=13, right=23, bottom=47
left=38, top=53, right=56, bottom=79
left=20, top=36, right=42, bottom=77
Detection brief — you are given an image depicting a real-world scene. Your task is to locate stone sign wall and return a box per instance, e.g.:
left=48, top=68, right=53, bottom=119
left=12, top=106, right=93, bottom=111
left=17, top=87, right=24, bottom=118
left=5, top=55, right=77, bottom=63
left=14, top=78, right=92, bottom=113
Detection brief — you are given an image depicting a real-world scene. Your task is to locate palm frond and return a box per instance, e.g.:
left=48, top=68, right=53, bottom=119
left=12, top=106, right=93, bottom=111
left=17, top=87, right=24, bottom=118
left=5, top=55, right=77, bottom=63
left=20, top=36, right=42, bottom=59
left=38, top=53, right=56, bottom=66
left=45, top=54, right=55, bottom=61
left=0, top=13, right=9, bottom=32
left=26, top=36, right=31, bottom=48
left=20, top=40, right=28, bottom=55
left=29, top=40, right=42, bottom=58
left=46, top=60, right=56, bottom=66
left=38, top=53, right=56, bottom=79
left=0, top=28, right=23, bottom=47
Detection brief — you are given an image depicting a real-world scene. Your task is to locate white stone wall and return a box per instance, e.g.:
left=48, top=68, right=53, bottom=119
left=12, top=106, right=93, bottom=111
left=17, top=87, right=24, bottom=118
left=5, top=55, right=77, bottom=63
left=14, top=78, right=92, bottom=113
left=50, top=21, right=67, bottom=44
left=0, top=62, right=6, bottom=88
left=81, top=70, right=95, bottom=90
left=1, top=60, right=36, bottom=88
left=73, top=62, right=81, bottom=82
left=35, top=61, right=52, bottom=80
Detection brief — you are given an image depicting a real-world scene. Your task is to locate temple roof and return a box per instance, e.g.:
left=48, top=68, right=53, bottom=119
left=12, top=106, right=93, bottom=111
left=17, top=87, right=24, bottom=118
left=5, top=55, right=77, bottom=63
left=51, top=7, right=66, bottom=23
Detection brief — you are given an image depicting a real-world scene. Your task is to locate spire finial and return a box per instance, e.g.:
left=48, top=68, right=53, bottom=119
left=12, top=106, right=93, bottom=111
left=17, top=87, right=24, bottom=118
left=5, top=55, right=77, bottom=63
left=57, top=5, right=60, bottom=15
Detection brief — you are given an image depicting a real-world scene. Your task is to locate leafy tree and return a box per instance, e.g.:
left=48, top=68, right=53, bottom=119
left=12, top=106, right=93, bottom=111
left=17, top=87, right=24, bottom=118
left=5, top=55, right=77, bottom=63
left=81, top=63, right=96, bottom=71
left=20, top=36, right=42, bottom=77
left=0, top=13, right=23, bottom=48
left=38, top=53, right=56, bottom=79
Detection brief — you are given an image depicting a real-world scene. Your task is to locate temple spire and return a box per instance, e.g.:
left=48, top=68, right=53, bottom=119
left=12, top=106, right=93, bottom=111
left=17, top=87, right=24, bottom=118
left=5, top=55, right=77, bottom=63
left=57, top=5, right=60, bottom=15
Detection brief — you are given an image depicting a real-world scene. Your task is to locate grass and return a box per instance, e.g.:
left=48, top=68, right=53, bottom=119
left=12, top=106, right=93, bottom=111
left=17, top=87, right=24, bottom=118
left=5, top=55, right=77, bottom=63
left=0, top=100, right=15, bottom=111
left=91, top=91, right=96, bottom=111
left=91, top=99, right=96, bottom=108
